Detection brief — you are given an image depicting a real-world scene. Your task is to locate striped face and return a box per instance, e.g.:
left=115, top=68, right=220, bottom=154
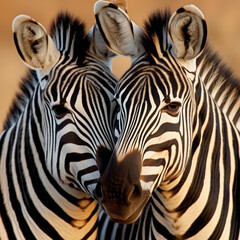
left=12, top=13, right=117, bottom=197
left=42, top=55, right=116, bottom=196
left=95, top=5, right=207, bottom=224
left=117, top=58, right=194, bottom=187
left=96, top=56, right=195, bottom=223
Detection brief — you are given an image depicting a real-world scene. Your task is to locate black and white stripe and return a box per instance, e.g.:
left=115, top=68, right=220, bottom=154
left=96, top=6, right=240, bottom=240
left=197, top=45, right=240, bottom=131
left=0, top=13, right=117, bottom=239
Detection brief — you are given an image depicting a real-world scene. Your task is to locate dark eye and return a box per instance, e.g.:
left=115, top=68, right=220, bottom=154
left=52, top=104, right=71, bottom=119
left=162, top=102, right=181, bottom=115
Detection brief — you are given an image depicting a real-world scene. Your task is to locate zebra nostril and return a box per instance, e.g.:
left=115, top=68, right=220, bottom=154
left=127, top=183, right=142, bottom=204
left=94, top=182, right=103, bottom=201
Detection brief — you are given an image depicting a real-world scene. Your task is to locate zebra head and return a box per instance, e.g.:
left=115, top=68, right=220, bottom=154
left=12, top=13, right=117, bottom=197
left=95, top=5, right=207, bottom=223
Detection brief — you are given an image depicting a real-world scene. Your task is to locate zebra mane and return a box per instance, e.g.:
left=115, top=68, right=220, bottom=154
left=3, top=13, right=89, bottom=130
left=142, top=10, right=240, bottom=128
left=141, top=10, right=171, bottom=61
left=196, top=44, right=240, bottom=112
left=50, top=12, right=89, bottom=63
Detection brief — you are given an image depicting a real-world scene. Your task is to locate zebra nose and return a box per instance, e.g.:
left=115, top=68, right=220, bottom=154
left=95, top=150, right=143, bottom=206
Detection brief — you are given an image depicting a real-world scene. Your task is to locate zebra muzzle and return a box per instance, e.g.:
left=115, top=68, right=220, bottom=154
left=94, top=149, right=150, bottom=223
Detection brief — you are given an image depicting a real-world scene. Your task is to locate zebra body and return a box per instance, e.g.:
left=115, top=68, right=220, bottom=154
left=0, top=12, right=117, bottom=239
left=95, top=3, right=240, bottom=239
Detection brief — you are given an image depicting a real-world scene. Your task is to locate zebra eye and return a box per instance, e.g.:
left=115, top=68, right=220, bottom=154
left=52, top=104, right=71, bottom=119
left=162, top=102, right=181, bottom=115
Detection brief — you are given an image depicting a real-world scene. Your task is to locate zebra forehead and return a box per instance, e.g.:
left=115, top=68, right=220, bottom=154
left=119, top=63, right=191, bottom=104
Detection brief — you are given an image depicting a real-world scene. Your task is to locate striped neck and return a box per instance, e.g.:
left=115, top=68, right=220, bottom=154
left=197, top=45, right=240, bottom=131
left=144, top=78, right=240, bottom=239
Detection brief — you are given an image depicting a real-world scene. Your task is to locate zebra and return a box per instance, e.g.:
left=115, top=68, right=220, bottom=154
left=94, top=3, right=240, bottom=239
left=0, top=10, right=117, bottom=240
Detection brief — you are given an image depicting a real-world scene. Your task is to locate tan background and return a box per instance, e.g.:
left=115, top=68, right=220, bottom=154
left=1, top=0, right=240, bottom=130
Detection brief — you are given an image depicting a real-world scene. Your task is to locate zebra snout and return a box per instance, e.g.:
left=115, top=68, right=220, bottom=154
left=94, top=177, right=143, bottom=206
left=96, top=149, right=142, bottom=203
left=94, top=150, right=147, bottom=223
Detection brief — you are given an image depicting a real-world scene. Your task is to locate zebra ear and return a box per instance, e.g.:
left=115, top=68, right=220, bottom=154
left=94, top=0, right=144, bottom=58
left=168, top=5, right=207, bottom=60
left=12, top=15, right=60, bottom=70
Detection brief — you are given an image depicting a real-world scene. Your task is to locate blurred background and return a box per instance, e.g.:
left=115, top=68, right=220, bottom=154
left=1, top=0, right=240, bottom=129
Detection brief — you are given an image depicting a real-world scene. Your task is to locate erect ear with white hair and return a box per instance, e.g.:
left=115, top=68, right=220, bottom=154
left=13, top=15, right=60, bottom=70
left=168, top=5, right=207, bottom=61
left=94, top=0, right=144, bottom=59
